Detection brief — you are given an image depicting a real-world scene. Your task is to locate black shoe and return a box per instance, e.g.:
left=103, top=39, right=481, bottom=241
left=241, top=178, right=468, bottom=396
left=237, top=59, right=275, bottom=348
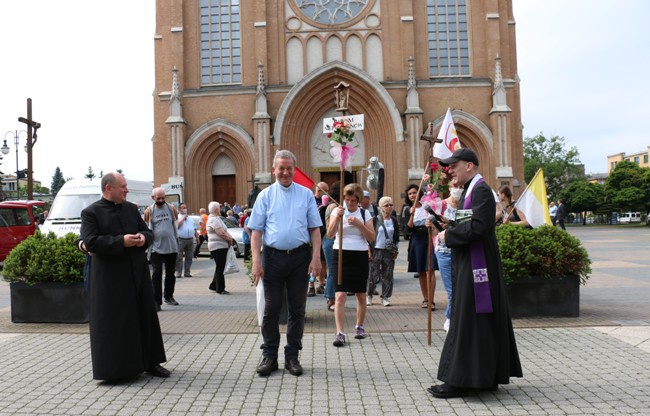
left=284, top=358, right=303, bottom=376
left=175, top=275, right=182, bottom=279
left=256, top=357, right=278, bottom=377
left=427, top=383, right=468, bottom=399
left=146, top=364, right=171, bottom=378
left=184, top=274, right=192, bottom=277
left=217, top=290, right=230, bottom=295
left=164, top=297, right=179, bottom=306
left=307, top=287, right=316, bottom=297
left=373, top=290, right=379, bottom=295
left=413, top=273, right=420, bottom=278
left=316, top=286, right=325, bottom=294
left=208, top=284, right=216, bottom=292
left=154, top=303, right=161, bottom=312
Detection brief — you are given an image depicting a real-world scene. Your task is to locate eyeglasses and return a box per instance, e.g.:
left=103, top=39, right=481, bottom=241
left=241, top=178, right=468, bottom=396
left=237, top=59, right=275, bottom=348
left=383, top=204, right=393, bottom=207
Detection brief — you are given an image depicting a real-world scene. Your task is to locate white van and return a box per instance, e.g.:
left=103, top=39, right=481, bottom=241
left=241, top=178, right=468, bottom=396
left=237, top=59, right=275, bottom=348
left=618, top=212, right=641, bottom=224
left=41, top=178, right=153, bottom=237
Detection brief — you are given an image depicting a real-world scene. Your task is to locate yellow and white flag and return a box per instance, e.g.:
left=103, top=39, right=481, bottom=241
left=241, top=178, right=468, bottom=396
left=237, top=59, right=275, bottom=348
left=433, top=108, right=462, bottom=159
left=514, top=169, right=552, bottom=228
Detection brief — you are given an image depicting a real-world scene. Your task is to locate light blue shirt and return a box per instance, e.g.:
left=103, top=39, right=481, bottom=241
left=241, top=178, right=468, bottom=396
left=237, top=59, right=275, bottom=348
left=247, top=181, right=322, bottom=250
left=375, top=217, right=395, bottom=249
left=177, top=215, right=196, bottom=239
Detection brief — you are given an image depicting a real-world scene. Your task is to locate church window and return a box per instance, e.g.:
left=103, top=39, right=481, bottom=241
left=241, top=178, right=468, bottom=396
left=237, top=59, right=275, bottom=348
left=200, top=0, right=241, bottom=85
left=427, top=0, right=470, bottom=77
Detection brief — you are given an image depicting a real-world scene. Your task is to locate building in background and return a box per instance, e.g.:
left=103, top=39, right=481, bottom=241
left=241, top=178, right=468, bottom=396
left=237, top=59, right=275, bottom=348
left=153, top=0, right=524, bottom=209
left=607, top=146, right=650, bottom=172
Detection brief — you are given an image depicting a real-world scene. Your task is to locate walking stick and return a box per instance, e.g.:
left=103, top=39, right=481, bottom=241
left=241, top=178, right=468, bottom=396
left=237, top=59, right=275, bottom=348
left=427, top=227, right=433, bottom=346
left=337, top=168, right=344, bottom=285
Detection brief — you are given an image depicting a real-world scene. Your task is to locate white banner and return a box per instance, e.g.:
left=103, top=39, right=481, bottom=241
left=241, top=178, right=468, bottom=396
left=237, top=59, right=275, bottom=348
left=322, top=114, right=364, bottom=133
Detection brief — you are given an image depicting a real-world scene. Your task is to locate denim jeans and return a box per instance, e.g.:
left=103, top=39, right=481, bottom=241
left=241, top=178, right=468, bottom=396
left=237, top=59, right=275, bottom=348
left=322, top=236, right=335, bottom=301
left=436, top=249, right=453, bottom=319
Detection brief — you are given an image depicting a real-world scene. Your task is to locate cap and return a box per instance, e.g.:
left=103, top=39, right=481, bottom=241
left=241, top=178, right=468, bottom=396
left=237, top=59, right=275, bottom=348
left=363, top=191, right=371, bottom=198
left=439, top=148, right=479, bottom=167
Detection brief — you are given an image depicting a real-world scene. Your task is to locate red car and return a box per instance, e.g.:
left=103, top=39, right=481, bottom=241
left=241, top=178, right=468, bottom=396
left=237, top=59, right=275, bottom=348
left=0, top=200, right=46, bottom=263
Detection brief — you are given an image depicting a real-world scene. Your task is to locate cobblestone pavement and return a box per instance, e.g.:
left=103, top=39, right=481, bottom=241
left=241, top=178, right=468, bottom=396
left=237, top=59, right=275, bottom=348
left=0, top=226, right=649, bottom=415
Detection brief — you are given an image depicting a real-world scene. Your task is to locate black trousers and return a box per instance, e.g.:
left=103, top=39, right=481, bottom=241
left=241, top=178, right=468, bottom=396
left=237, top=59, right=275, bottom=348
left=261, top=246, right=311, bottom=360
left=150, top=252, right=177, bottom=304
left=209, top=248, right=228, bottom=293
left=194, top=234, right=207, bottom=257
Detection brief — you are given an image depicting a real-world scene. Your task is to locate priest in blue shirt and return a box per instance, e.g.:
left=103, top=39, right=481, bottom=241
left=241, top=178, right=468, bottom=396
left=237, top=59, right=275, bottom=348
left=248, top=150, right=322, bottom=377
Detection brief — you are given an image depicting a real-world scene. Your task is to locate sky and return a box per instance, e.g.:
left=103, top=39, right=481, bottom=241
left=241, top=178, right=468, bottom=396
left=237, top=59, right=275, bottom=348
left=1, top=1, right=649, bottom=188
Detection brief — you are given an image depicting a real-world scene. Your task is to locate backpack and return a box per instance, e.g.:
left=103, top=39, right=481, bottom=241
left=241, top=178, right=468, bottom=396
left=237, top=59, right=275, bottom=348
left=319, top=202, right=332, bottom=236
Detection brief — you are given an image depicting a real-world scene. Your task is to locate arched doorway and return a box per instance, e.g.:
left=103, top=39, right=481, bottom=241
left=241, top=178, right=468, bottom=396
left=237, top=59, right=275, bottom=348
left=211, top=154, right=236, bottom=207
left=273, top=61, right=404, bottom=200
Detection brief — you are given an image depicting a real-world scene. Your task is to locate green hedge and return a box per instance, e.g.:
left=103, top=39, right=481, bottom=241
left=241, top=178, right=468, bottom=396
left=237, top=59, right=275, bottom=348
left=2, top=232, right=85, bottom=285
left=496, top=225, right=591, bottom=285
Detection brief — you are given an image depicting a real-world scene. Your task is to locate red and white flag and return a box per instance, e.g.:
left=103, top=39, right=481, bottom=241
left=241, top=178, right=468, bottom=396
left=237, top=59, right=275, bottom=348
left=433, top=108, right=461, bottom=159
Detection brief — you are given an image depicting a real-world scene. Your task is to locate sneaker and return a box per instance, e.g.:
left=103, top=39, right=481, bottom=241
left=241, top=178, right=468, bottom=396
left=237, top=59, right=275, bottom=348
left=333, top=332, right=346, bottom=347
left=355, top=325, right=367, bottom=339
left=366, top=296, right=373, bottom=306
left=443, top=318, right=450, bottom=333
left=316, top=285, right=325, bottom=295
left=164, top=297, right=179, bottom=306
left=307, top=286, right=316, bottom=297
left=382, top=298, right=391, bottom=307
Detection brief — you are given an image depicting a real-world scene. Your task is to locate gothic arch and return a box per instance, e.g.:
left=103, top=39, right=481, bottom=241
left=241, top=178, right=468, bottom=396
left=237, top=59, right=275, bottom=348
left=184, top=119, right=255, bottom=210
left=273, top=60, right=403, bottom=146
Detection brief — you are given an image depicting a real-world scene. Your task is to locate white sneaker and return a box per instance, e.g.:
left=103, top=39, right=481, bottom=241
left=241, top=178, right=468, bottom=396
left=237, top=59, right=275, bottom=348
left=443, top=318, right=450, bottom=332
left=382, top=298, right=391, bottom=307
left=366, top=296, right=373, bottom=306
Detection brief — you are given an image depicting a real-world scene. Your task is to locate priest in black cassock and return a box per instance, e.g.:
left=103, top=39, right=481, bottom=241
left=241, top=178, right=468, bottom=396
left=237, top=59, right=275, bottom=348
left=428, top=149, right=522, bottom=399
left=80, top=172, right=169, bottom=381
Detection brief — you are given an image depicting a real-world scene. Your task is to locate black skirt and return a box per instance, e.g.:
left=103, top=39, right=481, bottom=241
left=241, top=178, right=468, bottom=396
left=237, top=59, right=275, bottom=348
left=333, top=249, right=369, bottom=293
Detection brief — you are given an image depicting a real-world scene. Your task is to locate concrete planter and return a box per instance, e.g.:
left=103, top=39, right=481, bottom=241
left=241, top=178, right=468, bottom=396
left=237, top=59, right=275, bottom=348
left=10, top=282, right=89, bottom=323
left=506, top=275, right=580, bottom=318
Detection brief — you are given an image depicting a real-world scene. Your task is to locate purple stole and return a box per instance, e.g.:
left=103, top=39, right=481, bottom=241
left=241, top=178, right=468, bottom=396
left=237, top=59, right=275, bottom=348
left=464, top=178, right=493, bottom=314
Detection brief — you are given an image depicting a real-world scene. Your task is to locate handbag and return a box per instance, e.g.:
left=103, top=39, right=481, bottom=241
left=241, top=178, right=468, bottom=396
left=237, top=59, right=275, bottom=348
left=381, top=222, right=398, bottom=255
left=224, top=246, right=240, bottom=275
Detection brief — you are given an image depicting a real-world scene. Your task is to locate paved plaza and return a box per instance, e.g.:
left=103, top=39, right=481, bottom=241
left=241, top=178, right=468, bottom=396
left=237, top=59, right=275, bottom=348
left=0, top=226, right=649, bottom=415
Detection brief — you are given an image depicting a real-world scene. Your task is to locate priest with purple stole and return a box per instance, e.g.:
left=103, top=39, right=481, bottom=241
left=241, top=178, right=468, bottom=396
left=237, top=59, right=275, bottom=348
left=428, top=148, right=522, bottom=399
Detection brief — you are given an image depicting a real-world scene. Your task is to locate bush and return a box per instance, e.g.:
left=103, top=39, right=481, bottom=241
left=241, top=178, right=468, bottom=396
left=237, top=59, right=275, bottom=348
left=496, top=225, right=591, bottom=285
left=2, top=232, right=85, bottom=285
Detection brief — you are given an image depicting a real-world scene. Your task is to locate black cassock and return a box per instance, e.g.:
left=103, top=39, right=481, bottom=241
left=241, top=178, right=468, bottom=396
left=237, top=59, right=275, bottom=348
left=437, top=179, right=522, bottom=388
left=81, top=198, right=166, bottom=380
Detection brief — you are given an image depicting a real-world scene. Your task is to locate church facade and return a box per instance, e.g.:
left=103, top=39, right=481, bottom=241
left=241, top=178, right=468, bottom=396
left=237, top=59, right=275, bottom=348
left=153, top=0, right=524, bottom=209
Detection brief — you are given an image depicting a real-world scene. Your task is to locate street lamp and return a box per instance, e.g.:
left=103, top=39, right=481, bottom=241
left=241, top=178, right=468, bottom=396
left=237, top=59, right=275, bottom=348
left=3, top=130, right=28, bottom=198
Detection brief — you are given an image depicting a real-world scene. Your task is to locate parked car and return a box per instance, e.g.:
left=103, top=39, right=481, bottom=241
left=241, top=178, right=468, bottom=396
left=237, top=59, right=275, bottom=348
left=619, top=212, right=641, bottom=224
left=0, top=200, right=46, bottom=264
left=190, top=215, right=245, bottom=258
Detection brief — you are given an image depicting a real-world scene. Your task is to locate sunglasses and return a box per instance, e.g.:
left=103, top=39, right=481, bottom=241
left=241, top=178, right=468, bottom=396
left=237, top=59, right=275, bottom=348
left=383, top=204, right=393, bottom=207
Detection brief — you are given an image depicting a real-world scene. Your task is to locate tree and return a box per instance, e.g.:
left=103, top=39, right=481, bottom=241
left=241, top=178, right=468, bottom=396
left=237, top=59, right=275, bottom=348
left=604, top=161, right=648, bottom=213
left=85, top=166, right=96, bottom=181
left=560, top=180, right=601, bottom=225
left=51, top=167, right=66, bottom=196
left=523, top=133, right=584, bottom=201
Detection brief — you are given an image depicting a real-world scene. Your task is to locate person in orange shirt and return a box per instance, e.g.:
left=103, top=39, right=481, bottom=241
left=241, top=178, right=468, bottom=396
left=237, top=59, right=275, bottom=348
left=193, top=207, right=209, bottom=258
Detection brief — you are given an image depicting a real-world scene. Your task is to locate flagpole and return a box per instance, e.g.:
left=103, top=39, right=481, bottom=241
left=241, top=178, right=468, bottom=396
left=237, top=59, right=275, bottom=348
left=511, top=168, right=542, bottom=211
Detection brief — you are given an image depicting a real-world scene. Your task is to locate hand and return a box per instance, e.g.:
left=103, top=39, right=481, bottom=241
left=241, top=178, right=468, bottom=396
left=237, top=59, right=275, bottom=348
left=134, top=233, right=146, bottom=247
left=123, top=234, right=142, bottom=247
left=438, top=230, right=446, bottom=243
left=309, top=258, right=322, bottom=278
left=252, top=260, right=264, bottom=286
left=336, top=206, right=345, bottom=218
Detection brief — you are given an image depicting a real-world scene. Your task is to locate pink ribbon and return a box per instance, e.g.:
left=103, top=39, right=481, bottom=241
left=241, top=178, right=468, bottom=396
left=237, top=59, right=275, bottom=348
left=330, top=141, right=356, bottom=171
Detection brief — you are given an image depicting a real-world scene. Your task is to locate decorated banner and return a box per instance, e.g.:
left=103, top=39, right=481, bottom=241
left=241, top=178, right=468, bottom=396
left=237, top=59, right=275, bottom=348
left=323, top=114, right=364, bottom=133
left=433, top=108, right=461, bottom=159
